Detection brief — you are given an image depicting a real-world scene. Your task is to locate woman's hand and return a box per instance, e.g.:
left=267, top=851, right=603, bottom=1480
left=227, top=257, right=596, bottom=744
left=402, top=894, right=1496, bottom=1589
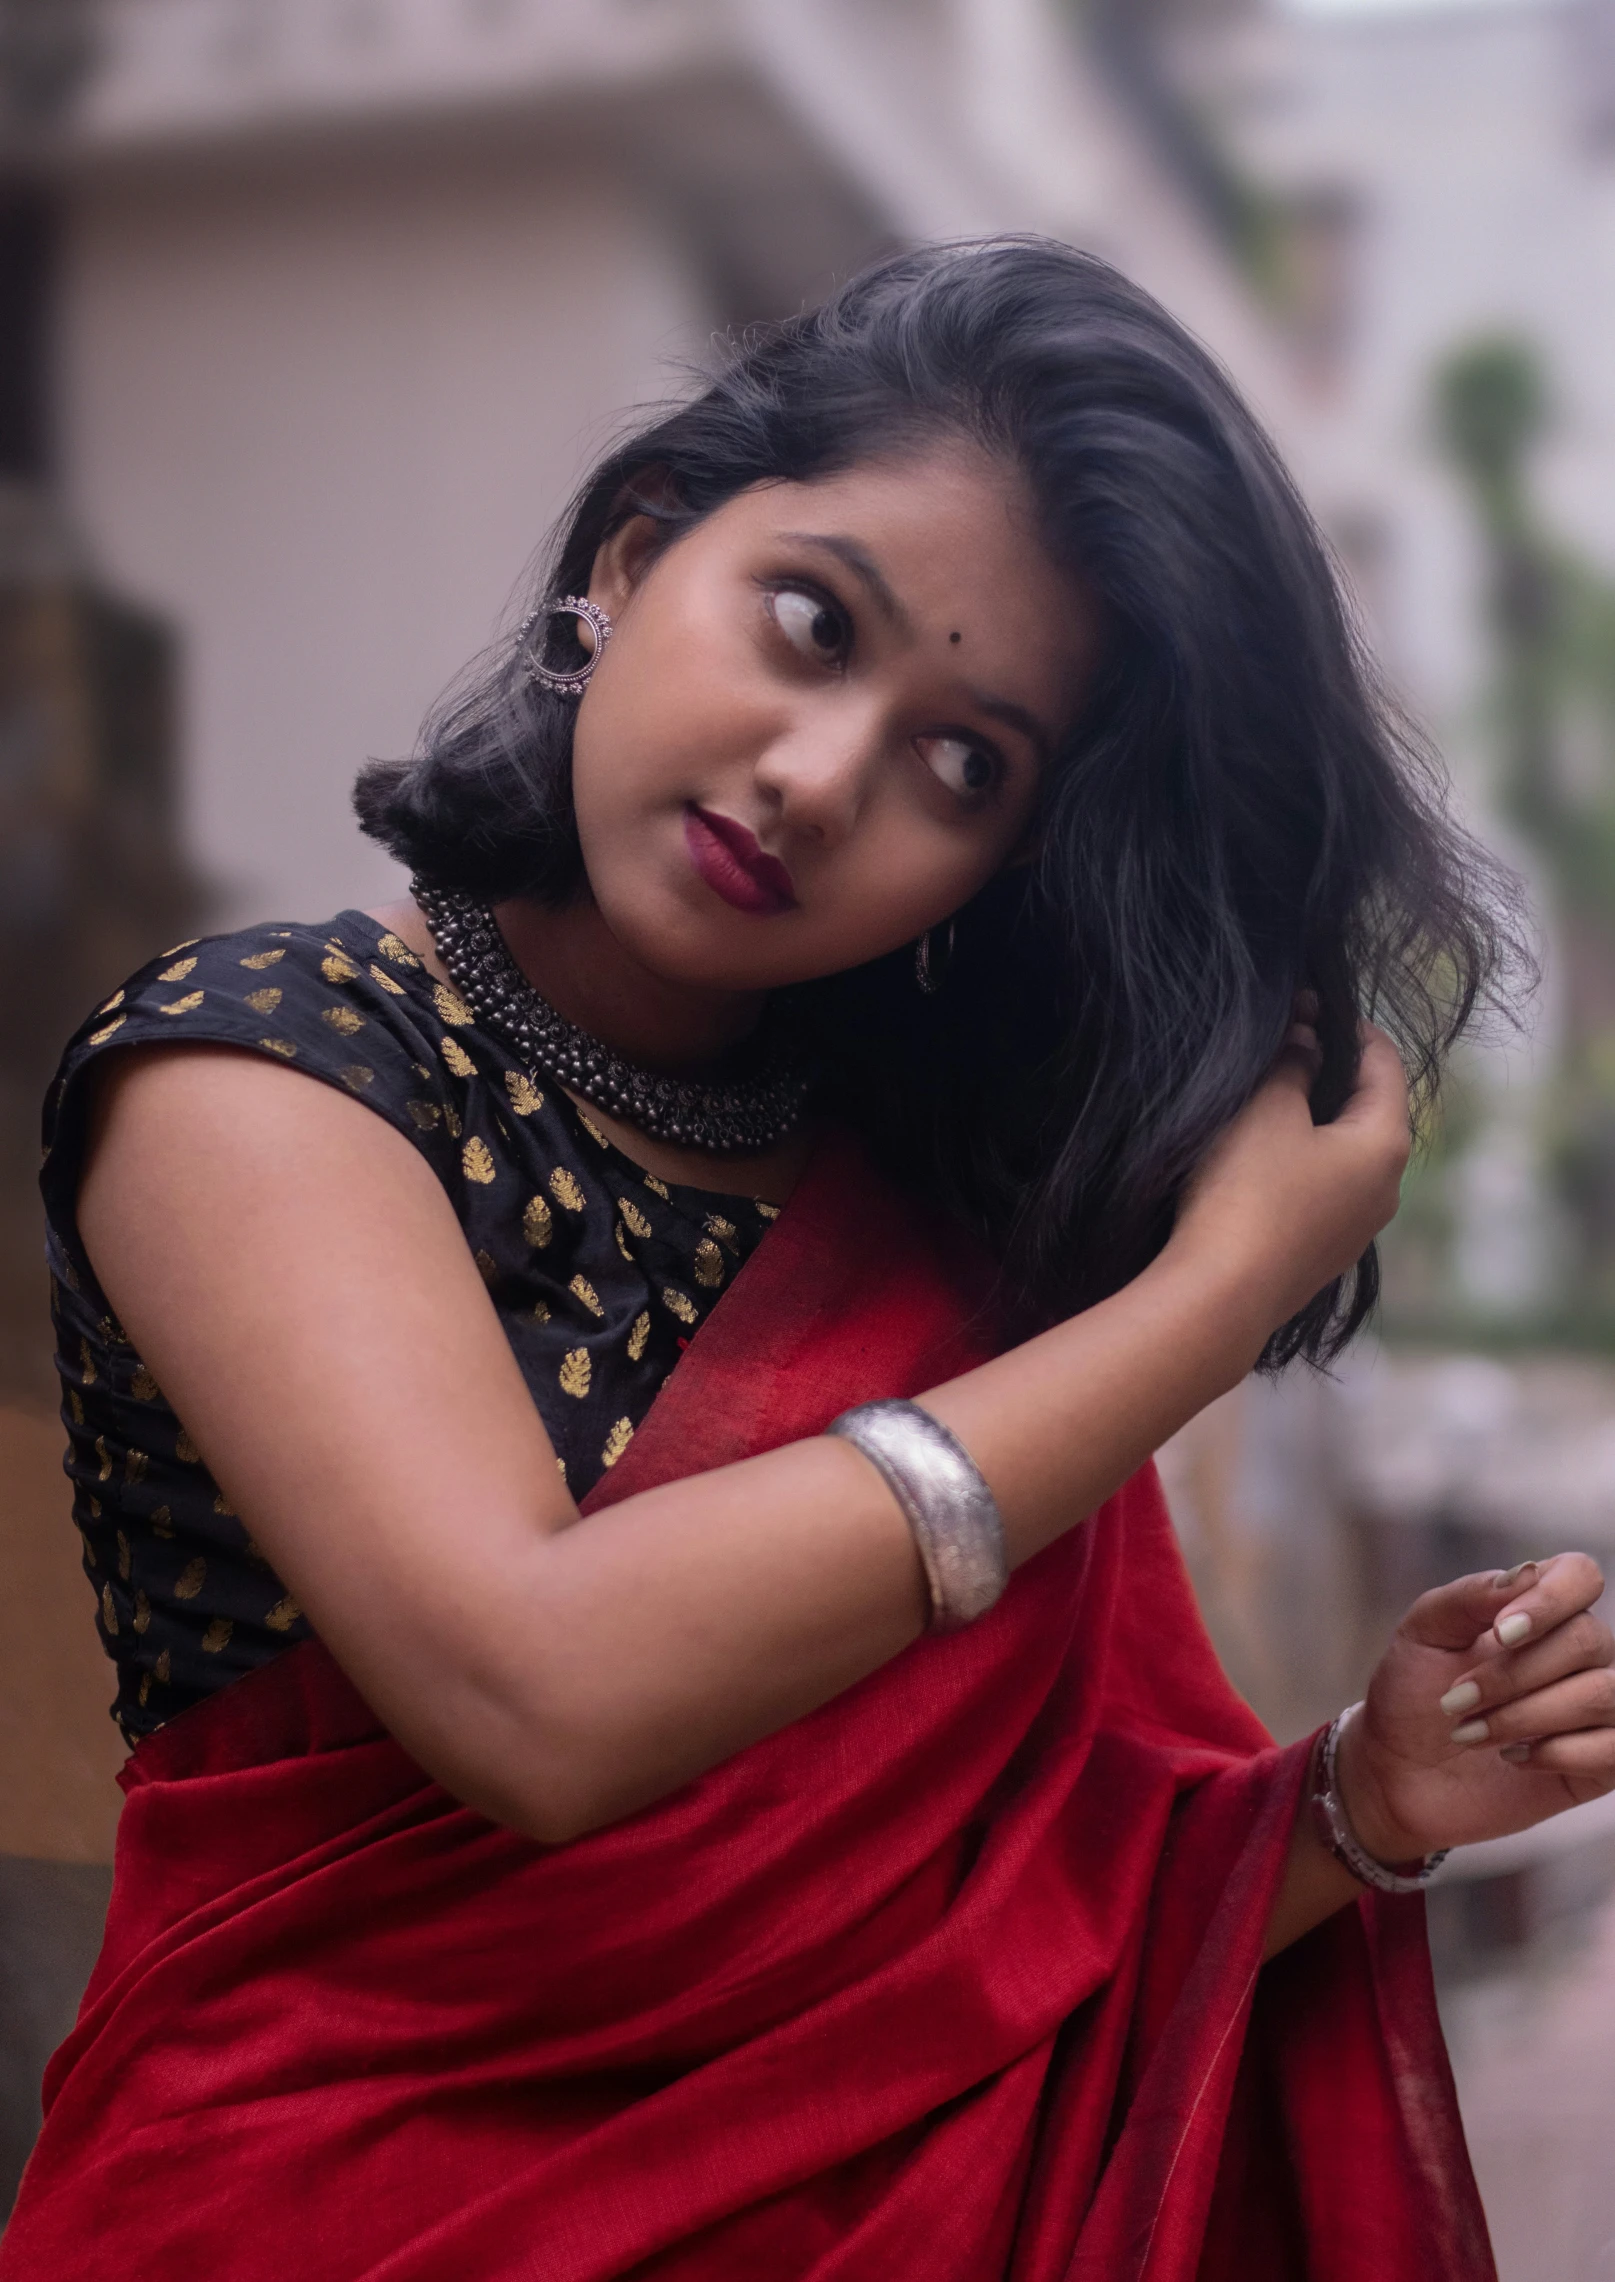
left=1337, top=1555, right=1615, bottom=1865
left=1170, top=1017, right=1411, bottom=1337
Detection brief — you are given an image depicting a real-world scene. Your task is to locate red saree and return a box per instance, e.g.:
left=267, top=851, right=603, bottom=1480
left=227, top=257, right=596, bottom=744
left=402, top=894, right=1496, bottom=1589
left=1, top=1133, right=1493, bottom=2280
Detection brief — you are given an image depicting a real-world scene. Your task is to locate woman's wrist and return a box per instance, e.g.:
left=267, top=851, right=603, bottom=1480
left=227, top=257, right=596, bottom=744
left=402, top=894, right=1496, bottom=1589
left=1330, top=1702, right=1427, bottom=1868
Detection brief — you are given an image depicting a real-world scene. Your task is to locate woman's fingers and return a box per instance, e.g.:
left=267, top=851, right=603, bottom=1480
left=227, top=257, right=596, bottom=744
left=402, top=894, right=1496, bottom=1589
left=1404, top=1552, right=1606, bottom=1660
left=1498, top=1728, right=1615, bottom=1788
left=1448, top=1665, right=1615, bottom=1750
left=1439, top=1606, right=1614, bottom=1722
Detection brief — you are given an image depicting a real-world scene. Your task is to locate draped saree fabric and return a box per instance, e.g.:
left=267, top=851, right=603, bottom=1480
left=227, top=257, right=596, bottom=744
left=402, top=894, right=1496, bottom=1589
left=0, top=1131, right=1494, bottom=2280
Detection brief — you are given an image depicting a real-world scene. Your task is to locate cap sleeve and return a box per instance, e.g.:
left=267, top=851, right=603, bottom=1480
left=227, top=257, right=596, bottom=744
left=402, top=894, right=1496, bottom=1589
left=40, top=917, right=459, bottom=1272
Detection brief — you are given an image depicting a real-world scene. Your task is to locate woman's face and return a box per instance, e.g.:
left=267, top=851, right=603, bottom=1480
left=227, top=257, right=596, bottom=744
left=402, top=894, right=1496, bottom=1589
left=569, top=441, right=1099, bottom=992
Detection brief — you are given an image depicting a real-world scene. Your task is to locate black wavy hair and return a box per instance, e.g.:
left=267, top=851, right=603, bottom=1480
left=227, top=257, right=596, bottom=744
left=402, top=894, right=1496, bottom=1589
left=356, top=236, right=1522, bottom=1366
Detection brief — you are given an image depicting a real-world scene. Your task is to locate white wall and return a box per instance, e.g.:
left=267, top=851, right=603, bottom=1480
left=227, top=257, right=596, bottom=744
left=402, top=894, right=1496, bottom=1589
left=59, top=140, right=715, bottom=926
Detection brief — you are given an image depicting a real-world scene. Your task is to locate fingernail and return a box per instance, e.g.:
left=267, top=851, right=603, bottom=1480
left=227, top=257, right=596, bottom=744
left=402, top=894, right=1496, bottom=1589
left=1495, top=1612, right=1532, bottom=1647
left=1440, top=1680, right=1482, bottom=1717
left=1451, top=1717, right=1490, bottom=1744
left=1500, top=1743, right=1533, bottom=1764
left=1493, top=1562, right=1539, bottom=1591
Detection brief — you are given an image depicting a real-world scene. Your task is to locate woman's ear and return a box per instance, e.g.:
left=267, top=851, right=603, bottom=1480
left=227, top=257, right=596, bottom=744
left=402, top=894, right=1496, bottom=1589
left=588, top=513, right=668, bottom=624
left=587, top=470, right=682, bottom=623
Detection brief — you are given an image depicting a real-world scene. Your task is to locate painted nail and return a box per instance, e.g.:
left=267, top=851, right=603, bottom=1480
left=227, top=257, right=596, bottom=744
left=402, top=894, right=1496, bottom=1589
left=1440, top=1680, right=1482, bottom=1718
left=1495, top=1612, right=1533, bottom=1647
left=1493, top=1562, right=1539, bottom=1591
left=1451, top=1718, right=1490, bottom=1744
left=1500, top=1742, right=1533, bottom=1764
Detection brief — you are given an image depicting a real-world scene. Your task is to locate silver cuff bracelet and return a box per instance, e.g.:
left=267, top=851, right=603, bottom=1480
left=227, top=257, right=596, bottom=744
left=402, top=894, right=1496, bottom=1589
left=826, top=1399, right=1008, bottom=1632
left=1309, top=1702, right=1449, bottom=1895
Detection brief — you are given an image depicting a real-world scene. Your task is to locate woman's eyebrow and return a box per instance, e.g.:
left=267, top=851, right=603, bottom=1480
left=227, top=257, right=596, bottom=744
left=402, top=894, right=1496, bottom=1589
left=968, top=688, right=1052, bottom=762
left=778, top=532, right=910, bottom=630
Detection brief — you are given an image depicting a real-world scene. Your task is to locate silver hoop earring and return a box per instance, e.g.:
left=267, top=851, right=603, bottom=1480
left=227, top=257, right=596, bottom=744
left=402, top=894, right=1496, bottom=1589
left=914, top=919, right=955, bottom=996
left=519, top=594, right=613, bottom=698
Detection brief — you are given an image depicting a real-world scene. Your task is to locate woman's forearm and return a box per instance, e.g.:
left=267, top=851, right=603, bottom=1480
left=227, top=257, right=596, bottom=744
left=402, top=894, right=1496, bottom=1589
left=466, top=1244, right=1274, bottom=1838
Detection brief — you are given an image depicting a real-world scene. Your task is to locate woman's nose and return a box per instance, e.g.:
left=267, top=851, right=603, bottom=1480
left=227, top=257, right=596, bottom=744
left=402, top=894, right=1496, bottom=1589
left=752, top=715, right=881, bottom=846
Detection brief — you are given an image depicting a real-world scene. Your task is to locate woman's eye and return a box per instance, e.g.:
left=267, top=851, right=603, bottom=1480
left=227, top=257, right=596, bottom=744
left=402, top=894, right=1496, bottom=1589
left=770, top=586, right=847, bottom=664
left=916, top=735, right=997, bottom=800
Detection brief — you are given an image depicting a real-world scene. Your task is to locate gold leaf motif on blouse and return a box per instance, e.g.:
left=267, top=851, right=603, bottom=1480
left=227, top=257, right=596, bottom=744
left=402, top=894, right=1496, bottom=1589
left=433, top=983, right=474, bottom=1027
left=706, top=1213, right=738, bottom=1245
left=322, top=952, right=360, bottom=985
left=202, top=1617, right=234, bottom=1654
left=213, top=1491, right=234, bottom=1516
left=244, top=986, right=282, bottom=1014
left=125, top=1448, right=148, bottom=1484
left=265, top=1593, right=303, bottom=1632
left=133, top=1589, right=151, bottom=1635
left=559, top=1347, right=592, bottom=1399
left=138, top=1671, right=151, bottom=1708
left=87, top=1014, right=126, bottom=1046
left=549, top=1166, right=585, bottom=1213
left=95, top=1435, right=112, bottom=1482
left=462, top=1136, right=497, bottom=1184
left=555, top=1454, right=567, bottom=1481
left=615, top=1221, right=634, bottom=1264
left=341, top=1065, right=375, bottom=1093
left=441, top=1036, right=476, bottom=1079
left=644, top=1174, right=670, bottom=1200
left=151, top=1506, right=173, bottom=1538
left=693, top=1239, right=724, bottom=1288
left=406, top=1100, right=440, bottom=1131
left=68, top=1388, right=83, bottom=1425
left=175, top=1556, right=206, bottom=1600
left=242, top=1535, right=271, bottom=1570
left=163, top=940, right=199, bottom=958
left=369, top=963, right=406, bottom=997
left=160, top=990, right=205, bottom=1016
left=578, top=1112, right=610, bottom=1149
left=154, top=1647, right=171, bottom=1684
left=86, top=1495, right=100, bottom=1520
left=97, top=989, right=125, bottom=1015
left=117, top=1530, right=131, bottom=1580
left=240, top=949, right=286, bottom=970
left=101, top=1583, right=118, bottom=1635
left=376, top=932, right=421, bottom=968
left=444, top=1106, right=462, bottom=1140
left=79, top=1340, right=95, bottom=1386
left=627, top=1311, right=650, bottom=1361
left=130, top=1364, right=159, bottom=1403
left=532, top=1298, right=551, bottom=1324
left=601, top=1418, right=634, bottom=1469
left=505, top=1070, right=543, bottom=1115
left=322, top=1005, right=365, bottom=1036
left=259, top=1038, right=297, bottom=1059
left=569, top=1274, right=604, bottom=1319
left=618, top=1196, right=653, bottom=1240
left=661, top=1287, right=698, bottom=1326
left=175, top=1428, right=200, bottom=1463
left=474, top=1249, right=498, bottom=1285
left=756, top=1199, right=781, bottom=1220
left=158, top=956, right=198, bottom=983
left=522, top=1194, right=553, bottom=1248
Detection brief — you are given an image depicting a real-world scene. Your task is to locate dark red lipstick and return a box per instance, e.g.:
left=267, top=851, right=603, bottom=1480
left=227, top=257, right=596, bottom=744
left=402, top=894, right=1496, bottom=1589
left=684, top=805, right=797, bottom=916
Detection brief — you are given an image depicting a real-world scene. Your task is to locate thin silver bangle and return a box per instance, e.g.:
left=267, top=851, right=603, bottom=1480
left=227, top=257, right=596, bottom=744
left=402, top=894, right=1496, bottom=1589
left=825, top=1399, right=1008, bottom=1633
left=1309, top=1702, right=1448, bottom=1895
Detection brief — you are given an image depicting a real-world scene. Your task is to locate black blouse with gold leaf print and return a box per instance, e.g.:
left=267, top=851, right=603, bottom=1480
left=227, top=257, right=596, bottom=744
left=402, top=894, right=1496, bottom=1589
left=40, top=911, right=780, bottom=1744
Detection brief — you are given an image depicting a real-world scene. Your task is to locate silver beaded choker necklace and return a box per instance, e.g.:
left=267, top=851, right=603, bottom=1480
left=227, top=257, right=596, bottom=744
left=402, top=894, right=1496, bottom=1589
left=412, top=878, right=819, bottom=1153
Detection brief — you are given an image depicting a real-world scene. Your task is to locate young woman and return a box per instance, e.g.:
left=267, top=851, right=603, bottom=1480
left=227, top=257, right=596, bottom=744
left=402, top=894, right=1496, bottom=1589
left=5, top=239, right=1610, bottom=2280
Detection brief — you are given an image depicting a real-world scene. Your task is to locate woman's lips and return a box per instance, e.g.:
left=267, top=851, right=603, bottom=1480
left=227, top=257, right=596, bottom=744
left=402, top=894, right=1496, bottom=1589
left=683, top=805, right=797, bottom=916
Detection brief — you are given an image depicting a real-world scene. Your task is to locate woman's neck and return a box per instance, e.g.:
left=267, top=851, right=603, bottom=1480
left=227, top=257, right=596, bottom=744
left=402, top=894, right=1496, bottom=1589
left=363, top=892, right=815, bottom=1201
left=490, top=895, right=765, bottom=1076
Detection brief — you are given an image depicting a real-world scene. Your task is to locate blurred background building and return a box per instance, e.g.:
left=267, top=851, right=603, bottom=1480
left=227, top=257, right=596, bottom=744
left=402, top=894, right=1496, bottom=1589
left=2, top=0, right=1614, bottom=2268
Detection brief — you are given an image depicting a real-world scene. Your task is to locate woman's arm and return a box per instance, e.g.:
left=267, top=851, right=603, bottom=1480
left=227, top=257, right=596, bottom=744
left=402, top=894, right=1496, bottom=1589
left=78, top=1032, right=1402, bottom=1844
